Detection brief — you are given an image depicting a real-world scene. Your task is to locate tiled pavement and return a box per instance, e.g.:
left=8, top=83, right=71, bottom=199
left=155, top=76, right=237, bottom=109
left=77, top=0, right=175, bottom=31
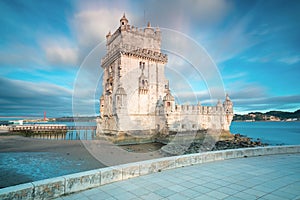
left=56, top=153, right=300, bottom=200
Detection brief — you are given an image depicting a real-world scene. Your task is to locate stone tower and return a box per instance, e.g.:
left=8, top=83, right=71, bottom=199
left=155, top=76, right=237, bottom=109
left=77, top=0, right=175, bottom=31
left=98, top=14, right=168, bottom=137
left=97, top=14, right=234, bottom=142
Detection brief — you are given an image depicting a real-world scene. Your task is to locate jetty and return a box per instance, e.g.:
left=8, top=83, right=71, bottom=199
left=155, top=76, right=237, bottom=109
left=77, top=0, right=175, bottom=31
left=7, top=125, right=97, bottom=140
left=8, top=125, right=97, bottom=132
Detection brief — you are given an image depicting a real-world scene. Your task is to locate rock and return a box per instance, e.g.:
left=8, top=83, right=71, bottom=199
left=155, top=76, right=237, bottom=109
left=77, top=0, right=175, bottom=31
left=182, top=133, right=268, bottom=154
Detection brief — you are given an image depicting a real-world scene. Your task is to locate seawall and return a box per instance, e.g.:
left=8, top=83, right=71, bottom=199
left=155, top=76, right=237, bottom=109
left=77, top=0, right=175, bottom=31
left=0, top=145, right=299, bottom=200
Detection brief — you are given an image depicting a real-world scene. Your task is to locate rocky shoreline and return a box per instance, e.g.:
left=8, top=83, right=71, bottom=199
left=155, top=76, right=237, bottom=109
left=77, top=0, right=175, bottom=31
left=161, top=134, right=268, bottom=155
left=185, top=134, right=268, bottom=154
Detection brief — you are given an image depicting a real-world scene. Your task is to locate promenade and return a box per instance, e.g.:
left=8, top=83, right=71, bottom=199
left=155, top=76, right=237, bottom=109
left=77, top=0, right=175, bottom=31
left=56, top=153, right=300, bottom=200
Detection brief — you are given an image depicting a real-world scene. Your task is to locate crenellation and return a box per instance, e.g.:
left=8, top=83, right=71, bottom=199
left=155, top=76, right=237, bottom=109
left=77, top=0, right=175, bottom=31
left=97, top=15, right=233, bottom=141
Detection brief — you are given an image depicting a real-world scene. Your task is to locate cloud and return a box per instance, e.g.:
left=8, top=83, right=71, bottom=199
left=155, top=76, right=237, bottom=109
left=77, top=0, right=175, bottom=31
left=233, top=95, right=300, bottom=113
left=244, top=53, right=300, bottom=65
left=140, top=0, right=231, bottom=31
left=39, top=36, right=79, bottom=67
left=279, top=55, right=300, bottom=65
left=0, top=43, right=45, bottom=69
left=203, top=11, right=259, bottom=63
left=0, top=77, right=73, bottom=117
left=71, top=8, right=126, bottom=46
left=223, top=72, right=247, bottom=80
left=44, top=45, right=79, bottom=67
left=229, top=85, right=267, bottom=100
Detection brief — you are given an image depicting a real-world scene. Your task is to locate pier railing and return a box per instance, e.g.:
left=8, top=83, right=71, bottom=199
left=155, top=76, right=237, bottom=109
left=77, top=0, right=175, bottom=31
left=8, top=125, right=97, bottom=132
left=7, top=125, right=97, bottom=140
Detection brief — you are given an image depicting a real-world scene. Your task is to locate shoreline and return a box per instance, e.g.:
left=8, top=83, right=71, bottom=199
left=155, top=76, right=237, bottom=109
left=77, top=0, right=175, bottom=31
left=0, top=132, right=271, bottom=188
left=0, top=135, right=106, bottom=188
left=0, top=134, right=165, bottom=188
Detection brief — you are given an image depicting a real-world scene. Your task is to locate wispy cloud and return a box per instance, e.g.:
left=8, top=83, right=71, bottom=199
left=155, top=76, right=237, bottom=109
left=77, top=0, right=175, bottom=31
left=0, top=77, right=73, bottom=116
left=279, top=55, right=300, bottom=65
left=233, top=95, right=300, bottom=113
left=43, top=43, right=79, bottom=67
left=71, top=8, right=127, bottom=46
left=223, top=72, right=247, bottom=80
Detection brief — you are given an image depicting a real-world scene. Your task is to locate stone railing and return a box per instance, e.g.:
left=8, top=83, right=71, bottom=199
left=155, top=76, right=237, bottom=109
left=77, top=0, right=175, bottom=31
left=1, top=145, right=299, bottom=200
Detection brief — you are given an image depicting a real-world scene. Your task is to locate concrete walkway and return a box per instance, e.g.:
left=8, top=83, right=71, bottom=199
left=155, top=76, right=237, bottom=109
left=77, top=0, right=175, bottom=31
left=56, top=153, right=300, bottom=200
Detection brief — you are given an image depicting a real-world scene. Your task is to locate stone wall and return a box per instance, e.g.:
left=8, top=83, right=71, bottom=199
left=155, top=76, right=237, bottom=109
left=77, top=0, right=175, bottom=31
left=2, top=146, right=298, bottom=200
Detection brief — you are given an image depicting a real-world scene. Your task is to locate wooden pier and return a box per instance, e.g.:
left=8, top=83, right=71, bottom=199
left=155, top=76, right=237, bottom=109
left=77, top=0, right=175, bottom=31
left=8, top=125, right=97, bottom=132
left=8, top=125, right=97, bottom=140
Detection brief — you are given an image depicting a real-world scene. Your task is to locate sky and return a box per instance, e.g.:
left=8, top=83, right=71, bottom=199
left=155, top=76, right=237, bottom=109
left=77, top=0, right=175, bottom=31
left=0, top=0, right=299, bottom=117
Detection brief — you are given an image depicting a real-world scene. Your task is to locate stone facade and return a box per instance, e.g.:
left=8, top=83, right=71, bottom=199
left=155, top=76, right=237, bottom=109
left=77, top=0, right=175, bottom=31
left=97, top=14, right=233, bottom=141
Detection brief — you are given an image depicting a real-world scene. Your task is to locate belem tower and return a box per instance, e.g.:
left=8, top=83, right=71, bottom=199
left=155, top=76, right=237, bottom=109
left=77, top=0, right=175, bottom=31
left=97, top=14, right=233, bottom=143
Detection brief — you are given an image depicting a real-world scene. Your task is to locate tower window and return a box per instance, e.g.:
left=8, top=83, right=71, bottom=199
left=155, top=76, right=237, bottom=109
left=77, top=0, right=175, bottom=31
left=122, top=22, right=124, bottom=25
left=167, top=102, right=170, bottom=107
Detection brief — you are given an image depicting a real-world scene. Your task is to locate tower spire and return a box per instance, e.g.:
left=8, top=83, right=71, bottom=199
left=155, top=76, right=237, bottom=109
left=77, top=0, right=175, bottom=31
left=120, top=13, right=128, bottom=27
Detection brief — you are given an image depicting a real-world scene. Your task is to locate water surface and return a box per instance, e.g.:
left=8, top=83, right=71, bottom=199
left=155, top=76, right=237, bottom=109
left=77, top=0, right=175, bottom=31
left=230, top=121, right=300, bottom=145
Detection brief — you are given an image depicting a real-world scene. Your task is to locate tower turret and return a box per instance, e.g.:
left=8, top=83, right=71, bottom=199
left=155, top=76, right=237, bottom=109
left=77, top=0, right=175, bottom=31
left=223, top=94, right=233, bottom=113
left=120, top=13, right=128, bottom=28
left=163, top=90, right=175, bottom=112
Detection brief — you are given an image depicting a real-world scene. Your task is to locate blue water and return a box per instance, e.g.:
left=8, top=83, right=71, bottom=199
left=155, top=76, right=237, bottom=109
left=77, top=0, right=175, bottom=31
left=24, top=121, right=97, bottom=140
left=24, top=121, right=96, bottom=126
left=230, top=121, right=300, bottom=145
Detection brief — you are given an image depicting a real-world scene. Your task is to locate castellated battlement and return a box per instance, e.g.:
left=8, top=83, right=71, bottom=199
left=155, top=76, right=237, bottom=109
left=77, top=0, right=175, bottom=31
left=106, top=14, right=161, bottom=54
left=97, top=14, right=234, bottom=143
left=101, top=44, right=168, bottom=68
left=102, top=14, right=166, bottom=69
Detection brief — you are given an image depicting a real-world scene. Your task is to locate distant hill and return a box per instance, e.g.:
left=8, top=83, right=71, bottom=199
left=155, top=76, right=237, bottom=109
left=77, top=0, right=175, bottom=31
left=51, top=116, right=97, bottom=122
left=233, top=109, right=300, bottom=121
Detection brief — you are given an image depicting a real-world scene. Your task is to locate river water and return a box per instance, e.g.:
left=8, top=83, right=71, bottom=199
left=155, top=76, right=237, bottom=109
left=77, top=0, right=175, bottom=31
left=1, top=121, right=299, bottom=188
left=230, top=121, right=300, bottom=145
left=24, top=121, right=300, bottom=145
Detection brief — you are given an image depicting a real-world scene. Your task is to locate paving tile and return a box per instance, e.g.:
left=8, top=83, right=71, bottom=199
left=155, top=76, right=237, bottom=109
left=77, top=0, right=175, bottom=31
left=54, top=154, right=300, bottom=200
left=105, top=187, right=128, bottom=196
left=232, top=191, right=259, bottom=200
left=191, top=185, right=212, bottom=194
left=86, top=192, right=113, bottom=200
left=226, top=183, right=247, bottom=192
left=180, top=189, right=201, bottom=198
left=98, top=183, right=118, bottom=191
left=251, top=184, right=277, bottom=193
left=270, top=189, right=298, bottom=199
left=168, top=184, right=188, bottom=192
left=143, top=183, right=163, bottom=191
left=119, top=183, right=140, bottom=191
left=223, top=195, right=244, bottom=200
left=242, top=188, right=267, bottom=198
left=202, top=182, right=223, bottom=190
left=113, top=192, right=137, bottom=200
left=129, top=188, right=150, bottom=196
left=217, top=186, right=239, bottom=195
left=62, top=192, right=87, bottom=200
left=82, top=188, right=102, bottom=197
left=260, top=193, right=287, bottom=200
left=166, top=193, right=190, bottom=200
left=178, top=180, right=198, bottom=189
left=140, top=192, right=164, bottom=200
left=153, top=188, right=174, bottom=197
left=279, top=184, right=300, bottom=196
left=191, top=194, right=213, bottom=200
left=292, top=195, right=300, bottom=200
left=206, top=190, right=229, bottom=199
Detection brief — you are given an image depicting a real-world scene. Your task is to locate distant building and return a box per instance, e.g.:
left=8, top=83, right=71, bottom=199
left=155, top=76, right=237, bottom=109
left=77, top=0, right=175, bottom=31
left=97, top=14, right=233, bottom=141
